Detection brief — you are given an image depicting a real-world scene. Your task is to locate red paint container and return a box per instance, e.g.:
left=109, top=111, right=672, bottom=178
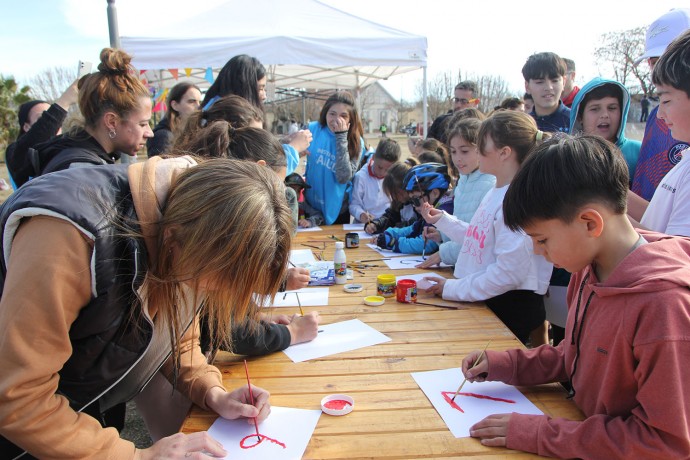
left=396, top=279, right=417, bottom=303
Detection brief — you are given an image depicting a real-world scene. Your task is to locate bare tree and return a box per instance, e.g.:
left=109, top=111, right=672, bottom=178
left=474, top=74, right=513, bottom=112
left=28, top=66, right=77, bottom=101
left=415, top=69, right=461, bottom=120
left=594, top=26, right=653, bottom=96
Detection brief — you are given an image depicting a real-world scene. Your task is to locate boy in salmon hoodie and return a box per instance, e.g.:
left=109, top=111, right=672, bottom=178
left=460, top=134, right=690, bottom=458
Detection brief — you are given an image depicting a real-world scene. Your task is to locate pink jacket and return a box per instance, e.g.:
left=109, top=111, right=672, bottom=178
left=486, top=231, right=690, bottom=458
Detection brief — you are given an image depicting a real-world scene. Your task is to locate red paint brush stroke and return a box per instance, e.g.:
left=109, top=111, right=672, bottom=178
left=239, top=433, right=287, bottom=449
left=441, top=391, right=516, bottom=413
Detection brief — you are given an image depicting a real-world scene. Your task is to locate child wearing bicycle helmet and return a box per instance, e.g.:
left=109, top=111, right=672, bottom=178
left=372, top=162, right=453, bottom=254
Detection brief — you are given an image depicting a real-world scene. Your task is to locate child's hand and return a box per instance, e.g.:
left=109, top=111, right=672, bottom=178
left=375, top=232, right=395, bottom=249
left=423, top=225, right=441, bottom=243
left=416, top=252, right=441, bottom=268
left=360, top=212, right=374, bottom=223
left=288, top=129, right=312, bottom=153
left=285, top=267, right=310, bottom=290
left=298, top=219, right=312, bottom=228
left=286, top=311, right=321, bottom=344
left=419, top=203, right=444, bottom=224
left=462, top=349, right=489, bottom=382
left=365, top=222, right=378, bottom=234
left=423, top=276, right=445, bottom=296
left=469, top=414, right=512, bottom=447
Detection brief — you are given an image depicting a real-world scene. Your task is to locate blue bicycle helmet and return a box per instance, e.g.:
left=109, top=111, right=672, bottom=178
left=403, top=162, right=450, bottom=192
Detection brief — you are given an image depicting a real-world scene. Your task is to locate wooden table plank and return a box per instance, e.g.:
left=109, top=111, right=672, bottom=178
left=181, top=225, right=583, bottom=458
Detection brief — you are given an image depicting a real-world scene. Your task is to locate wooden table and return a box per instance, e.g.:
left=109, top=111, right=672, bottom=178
left=181, top=225, right=583, bottom=459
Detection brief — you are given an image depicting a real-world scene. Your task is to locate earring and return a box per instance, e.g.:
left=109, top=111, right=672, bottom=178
left=108, top=130, right=117, bottom=139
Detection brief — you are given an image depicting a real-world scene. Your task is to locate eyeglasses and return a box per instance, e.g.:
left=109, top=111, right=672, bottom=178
left=453, top=97, right=479, bottom=105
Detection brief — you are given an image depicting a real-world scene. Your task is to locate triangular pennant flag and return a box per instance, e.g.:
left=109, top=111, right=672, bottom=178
left=139, top=70, right=147, bottom=76
left=153, top=101, right=166, bottom=113
left=168, top=69, right=179, bottom=80
left=204, top=67, right=214, bottom=84
left=184, top=68, right=192, bottom=77
left=156, top=88, right=169, bottom=103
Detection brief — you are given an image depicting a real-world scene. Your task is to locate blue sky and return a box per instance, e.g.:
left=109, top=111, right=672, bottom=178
left=0, top=0, right=683, bottom=100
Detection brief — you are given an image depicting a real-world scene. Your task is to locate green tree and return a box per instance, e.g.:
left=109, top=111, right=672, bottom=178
left=0, top=75, right=32, bottom=154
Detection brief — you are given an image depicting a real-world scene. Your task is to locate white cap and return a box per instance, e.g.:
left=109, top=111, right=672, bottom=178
left=635, top=8, right=690, bottom=65
left=335, top=241, right=344, bottom=249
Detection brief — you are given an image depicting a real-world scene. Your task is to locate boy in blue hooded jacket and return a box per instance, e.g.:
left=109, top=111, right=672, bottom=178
left=569, top=77, right=641, bottom=182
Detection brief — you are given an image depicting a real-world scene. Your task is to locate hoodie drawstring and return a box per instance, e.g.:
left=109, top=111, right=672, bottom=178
left=568, top=272, right=594, bottom=400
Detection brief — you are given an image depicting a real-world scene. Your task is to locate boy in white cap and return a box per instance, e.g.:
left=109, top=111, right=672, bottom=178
left=630, top=8, right=690, bottom=203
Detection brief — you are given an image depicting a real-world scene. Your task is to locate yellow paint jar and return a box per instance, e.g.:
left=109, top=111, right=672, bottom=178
left=376, top=274, right=397, bottom=298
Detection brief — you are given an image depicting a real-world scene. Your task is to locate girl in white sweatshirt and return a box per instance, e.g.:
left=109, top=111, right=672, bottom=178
left=421, top=111, right=553, bottom=344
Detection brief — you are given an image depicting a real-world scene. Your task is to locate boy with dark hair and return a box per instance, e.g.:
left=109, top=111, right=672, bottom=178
left=522, top=52, right=570, bottom=133
left=635, top=29, right=690, bottom=237
left=570, top=77, right=641, bottom=180
left=461, top=134, right=690, bottom=458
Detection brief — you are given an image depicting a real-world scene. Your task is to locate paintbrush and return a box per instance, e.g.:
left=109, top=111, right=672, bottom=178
left=451, top=340, right=492, bottom=402
left=413, top=300, right=466, bottom=310
left=301, top=243, right=321, bottom=249
left=356, top=258, right=391, bottom=263
left=243, top=360, right=261, bottom=442
left=296, top=292, right=304, bottom=316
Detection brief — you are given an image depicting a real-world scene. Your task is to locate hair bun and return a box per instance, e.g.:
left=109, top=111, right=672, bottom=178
left=97, top=48, right=133, bottom=76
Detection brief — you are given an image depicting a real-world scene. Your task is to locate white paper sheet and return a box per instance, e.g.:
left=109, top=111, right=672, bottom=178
left=283, top=319, right=391, bottom=363
left=395, top=273, right=446, bottom=290
left=365, top=243, right=414, bottom=257
left=411, top=367, right=543, bottom=437
left=343, top=223, right=365, bottom=230
left=272, top=288, right=330, bottom=307
left=296, top=226, right=323, bottom=232
left=350, top=230, right=372, bottom=240
left=289, top=249, right=316, bottom=266
left=383, top=256, right=453, bottom=270
left=207, top=406, right=321, bottom=459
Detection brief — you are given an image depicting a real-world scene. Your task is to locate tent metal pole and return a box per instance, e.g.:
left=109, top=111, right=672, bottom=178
left=423, top=66, right=428, bottom=138
left=107, top=0, right=121, bottom=49
left=302, top=92, right=307, bottom=125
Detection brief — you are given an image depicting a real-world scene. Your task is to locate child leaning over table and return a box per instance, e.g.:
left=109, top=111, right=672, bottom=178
left=349, top=138, right=401, bottom=224
left=372, top=162, right=453, bottom=254
left=365, top=162, right=417, bottom=234
left=462, top=135, right=690, bottom=458
left=421, top=111, right=553, bottom=345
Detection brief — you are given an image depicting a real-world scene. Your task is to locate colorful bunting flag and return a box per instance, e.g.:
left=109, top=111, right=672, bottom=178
left=205, top=67, right=214, bottom=84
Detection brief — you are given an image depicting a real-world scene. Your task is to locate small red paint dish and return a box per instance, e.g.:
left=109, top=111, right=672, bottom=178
left=321, top=394, right=354, bottom=416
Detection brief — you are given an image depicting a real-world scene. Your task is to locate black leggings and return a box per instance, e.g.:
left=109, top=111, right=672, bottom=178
left=485, top=290, right=545, bottom=344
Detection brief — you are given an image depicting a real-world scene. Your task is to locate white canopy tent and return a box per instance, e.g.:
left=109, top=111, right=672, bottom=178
left=119, top=0, right=428, bottom=131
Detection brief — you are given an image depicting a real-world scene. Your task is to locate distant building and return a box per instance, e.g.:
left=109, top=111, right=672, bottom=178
left=360, top=82, right=399, bottom=134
